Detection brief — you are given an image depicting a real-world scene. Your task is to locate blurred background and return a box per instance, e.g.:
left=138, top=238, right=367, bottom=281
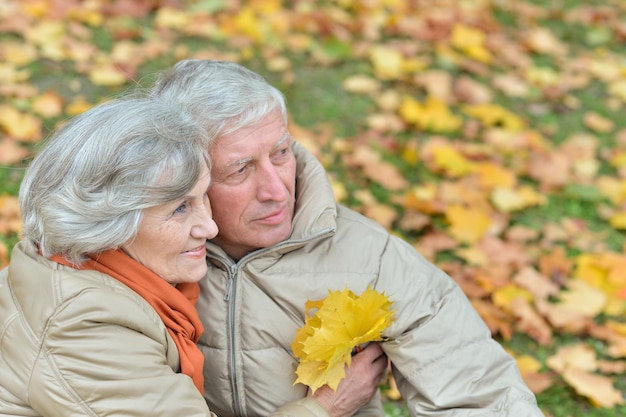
left=1, top=1, right=626, bottom=415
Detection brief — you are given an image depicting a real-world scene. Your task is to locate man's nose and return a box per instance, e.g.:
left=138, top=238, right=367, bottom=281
left=257, top=162, right=288, bottom=202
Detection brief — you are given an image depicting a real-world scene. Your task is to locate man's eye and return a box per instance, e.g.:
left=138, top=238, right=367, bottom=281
left=273, top=147, right=290, bottom=160
left=226, top=165, right=248, bottom=178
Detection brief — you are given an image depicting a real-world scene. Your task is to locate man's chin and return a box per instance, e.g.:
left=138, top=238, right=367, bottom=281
left=256, top=225, right=292, bottom=247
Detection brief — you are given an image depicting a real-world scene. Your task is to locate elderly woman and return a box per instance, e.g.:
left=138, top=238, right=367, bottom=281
left=0, top=98, right=380, bottom=417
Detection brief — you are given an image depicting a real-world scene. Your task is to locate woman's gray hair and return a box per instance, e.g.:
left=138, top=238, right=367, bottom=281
left=19, top=98, right=212, bottom=265
left=148, top=59, right=287, bottom=138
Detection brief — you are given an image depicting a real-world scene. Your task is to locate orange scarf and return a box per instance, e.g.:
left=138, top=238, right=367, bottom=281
left=51, top=249, right=205, bottom=393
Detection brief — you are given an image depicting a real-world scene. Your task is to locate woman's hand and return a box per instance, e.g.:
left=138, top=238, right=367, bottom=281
left=310, top=343, right=388, bottom=417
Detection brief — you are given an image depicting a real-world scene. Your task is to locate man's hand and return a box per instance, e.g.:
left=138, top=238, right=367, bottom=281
left=310, top=343, right=388, bottom=417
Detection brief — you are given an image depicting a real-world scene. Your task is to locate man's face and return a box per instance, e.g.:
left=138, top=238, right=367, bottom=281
left=208, top=109, right=297, bottom=260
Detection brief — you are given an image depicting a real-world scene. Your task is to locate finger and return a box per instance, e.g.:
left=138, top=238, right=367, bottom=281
left=358, top=342, right=383, bottom=360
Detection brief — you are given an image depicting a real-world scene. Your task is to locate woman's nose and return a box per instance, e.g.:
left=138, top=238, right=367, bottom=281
left=193, top=203, right=218, bottom=239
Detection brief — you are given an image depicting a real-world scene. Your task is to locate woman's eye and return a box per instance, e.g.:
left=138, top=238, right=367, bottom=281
left=174, top=203, right=188, bottom=215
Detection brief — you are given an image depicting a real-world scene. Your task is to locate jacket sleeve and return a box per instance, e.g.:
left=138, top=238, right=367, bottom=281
left=377, top=236, right=544, bottom=417
left=271, top=390, right=384, bottom=417
left=28, top=288, right=216, bottom=417
left=270, top=398, right=331, bottom=417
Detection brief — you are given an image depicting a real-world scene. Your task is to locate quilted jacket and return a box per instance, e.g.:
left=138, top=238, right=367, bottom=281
left=196, top=142, right=544, bottom=417
left=0, top=242, right=332, bottom=417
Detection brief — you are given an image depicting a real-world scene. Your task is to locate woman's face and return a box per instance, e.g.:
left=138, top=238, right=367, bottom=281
left=122, top=165, right=218, bottom=284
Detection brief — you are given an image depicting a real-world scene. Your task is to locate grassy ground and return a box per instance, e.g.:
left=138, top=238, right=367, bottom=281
left=2, top=0, right=626, bottom=416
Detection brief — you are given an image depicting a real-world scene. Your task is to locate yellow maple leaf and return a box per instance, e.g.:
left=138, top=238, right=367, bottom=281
left=445, top=205, right=492, bottom=244
left=462, top=103, right=525, bottom=132
left=2, top=42, right=37, bottom=66
left=68, top=7, right=103, bottom=26
left=609, top=211, right=626, bottom=230
left=492, top=284, right=534, bottom=313
left=291, top=287, right=394, bottom=393
left=563, top=368, right=625, bottom=408
left=155, top=7, right=191, bottom=30
left=65, top=96, right=95, bottom=116
left=555, top=279, right=607, bottom=318
left=24, top=21, right=66, bottom=61
left=596, top=176, right=626, bottom=205
left=402, top=184, right=440, bottom=214
left=89, top=64, right=128, bottom=87
left=516, top=354, right=542, bottom=374
left=369, top=47, right=405, bottom=80
left=399, top=96, right=463, bottom=133
left=573, top=253, right=626, bottom=315
left=491, top=186, right=547, bottom=213
left=0, top=63, right=31, bottom=84
left=450, top=23, right=492, bottom=64
left=431, top=144, right=476, bottom=178
left=608, top=80, right=626, bottom=103
left=233, top=7, right=265, bottom=42
left=476, top=163, right=516, bottom=189
left=0, top=105, right=42, bottom=142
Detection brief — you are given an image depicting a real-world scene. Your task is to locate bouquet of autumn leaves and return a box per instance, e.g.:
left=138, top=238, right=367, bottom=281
left=291, top=286, right=395, bottom=393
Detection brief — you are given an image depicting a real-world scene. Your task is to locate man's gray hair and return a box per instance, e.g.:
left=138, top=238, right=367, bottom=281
left=148, top=59, right=287, bottom=138
left=19, top=98, right=212, bottom=265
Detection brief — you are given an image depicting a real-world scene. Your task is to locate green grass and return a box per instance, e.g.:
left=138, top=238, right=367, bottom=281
left=2, top=1, right=626, bottom=415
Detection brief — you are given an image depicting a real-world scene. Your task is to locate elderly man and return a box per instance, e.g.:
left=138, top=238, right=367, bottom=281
left=149, top=59, right=545, bottom=417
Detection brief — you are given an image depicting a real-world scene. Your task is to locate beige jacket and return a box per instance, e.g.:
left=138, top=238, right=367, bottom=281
left=196, top=142, right=544, bottom=417
left=0, top=242, right=330, bottom=417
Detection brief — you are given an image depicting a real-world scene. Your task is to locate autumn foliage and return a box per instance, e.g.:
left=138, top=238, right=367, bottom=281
left=2, top=0, right=626, bottom=413
left=291, top=287, right=394, bottom=393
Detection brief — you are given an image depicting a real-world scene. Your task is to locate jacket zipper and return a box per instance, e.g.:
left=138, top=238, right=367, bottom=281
left=226, top=263, right=243, bottom=417
left=211, top=227, right=336, bottom=416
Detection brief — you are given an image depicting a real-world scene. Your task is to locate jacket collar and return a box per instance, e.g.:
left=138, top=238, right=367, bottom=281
left=291, top=141, right=337, bottom=241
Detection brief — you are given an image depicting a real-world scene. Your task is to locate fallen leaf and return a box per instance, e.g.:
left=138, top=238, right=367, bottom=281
left=369, top=46, right=405, bottom=80
left=450, top=23, right=492, bottom=63
left=32, top=90, right=64, bottom=118
left=445, top=204, right=492, bottom=244
left=556, top=279, right=607, bottom=318
left=89, top=64, right=129, bottom=86
left=510, top=297, right=553, bottom=346
left=0, top=194, right=21, bottom=235
left=583, top=112, right=614, bottom=133
left=471, top=299, right=514, bottom=340
left=525, top=27, right=568, bottom=57
left=513, top=267, right=560, bottom=301
left=462, top=103, right=525, bottom=132
left=562, top=368, right=624, bottom=408
left=0, top=138, right=30, bottom=165
left=349, top=146, right=409, bottom=191
left=0, top=105, right=42, bottom=142
left=399, top=96, right=463, bottom=133
left=343, top=74, right=381, bottom=94
left=454, top=75, right=493, bottom=104
left=514, top=353, right=553, bottom=394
